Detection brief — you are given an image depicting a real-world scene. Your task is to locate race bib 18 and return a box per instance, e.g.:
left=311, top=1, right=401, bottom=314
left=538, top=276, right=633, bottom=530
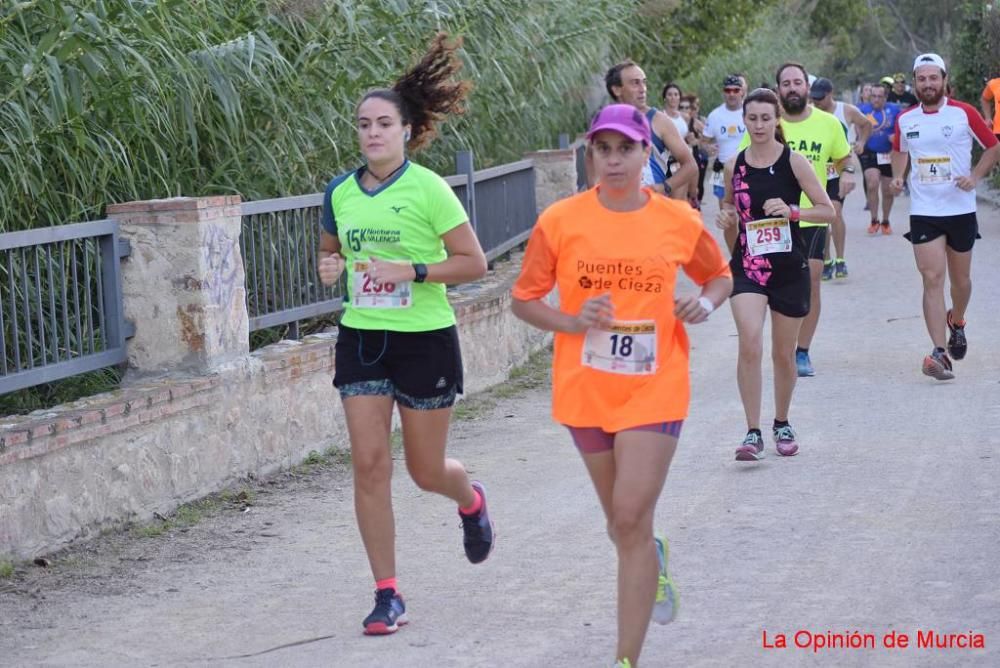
left=877, top=152, right=891, bottom=166
left=582, top=320, right=657, bottom=375
left=351, top=260, right=412, bottom=309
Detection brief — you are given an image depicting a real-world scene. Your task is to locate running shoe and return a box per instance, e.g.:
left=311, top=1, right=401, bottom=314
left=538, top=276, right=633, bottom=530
left=880, top=220, right=893, bottom=235
left=796, top=350, right=815, bottom=377
left=773, top=424, right=799, bottom=457
left=459, top=481, right=495, bottom=564
left=922, top=348, right=955, bottom=381
left=614, top=660, right=632, bottom=668
left=834, top=260, right=848, bottom=279
left=946, top=310, right=967, bottom=360
left=363, top=587, right=408, bottom=635
left=735, top=430, right=764, bottom=461
left=821, top=260, right=834, bottom=281
left=867, top=221, right=880, bottom=235
left=652, top=534, right=679, bottom=624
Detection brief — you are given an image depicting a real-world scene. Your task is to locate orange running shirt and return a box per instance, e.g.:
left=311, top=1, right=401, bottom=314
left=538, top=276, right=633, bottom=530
left=982, top=78, right=1000, bottom=133
left=512, top=187, right=731, bottom=432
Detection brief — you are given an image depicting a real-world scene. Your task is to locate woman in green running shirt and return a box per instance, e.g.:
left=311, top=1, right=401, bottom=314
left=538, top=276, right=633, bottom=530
left=317, top=34, right=493, bottom=636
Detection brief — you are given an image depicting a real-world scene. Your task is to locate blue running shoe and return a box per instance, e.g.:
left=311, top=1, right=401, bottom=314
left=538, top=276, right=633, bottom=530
left=821, top=260, right=834, bottom=281
left=363, top=588, right=407, bottom=635
left=652, top=534, right=679, bottom=624
left=460, top=481, right=495, bottom=564
left=796, top=350, right=814, bottom=377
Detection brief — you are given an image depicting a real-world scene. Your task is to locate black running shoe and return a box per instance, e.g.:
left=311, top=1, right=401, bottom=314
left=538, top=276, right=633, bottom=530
left=362, top=588, right=407, bottom=635
left=459, top=481, right=495, bottom=564
left=947, top=310, right=967, bottom=360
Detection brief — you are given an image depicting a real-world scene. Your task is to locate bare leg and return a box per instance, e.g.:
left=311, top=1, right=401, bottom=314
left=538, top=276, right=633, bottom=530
left=912, top=237, right=948, bottom=349
left=399, top=405, right=477, bottom=508
left=343, top=395, right=397, bottom=581
left=945, top=246, right=973, bottom=322
left=771, top=311, right=805, bottom=420
left=730, top=293, right=768, bottom=429
left=797, top=258, right=824, bottom=349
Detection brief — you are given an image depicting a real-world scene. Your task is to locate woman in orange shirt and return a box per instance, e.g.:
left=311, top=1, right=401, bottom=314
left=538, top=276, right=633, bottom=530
left=511, top=104, right=732, bottom=668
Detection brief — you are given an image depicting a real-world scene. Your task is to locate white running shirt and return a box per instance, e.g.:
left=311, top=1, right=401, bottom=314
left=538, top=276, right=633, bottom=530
left=703, top=105, right=746, bottom=163
left=893, top=98, right=999, bottom=216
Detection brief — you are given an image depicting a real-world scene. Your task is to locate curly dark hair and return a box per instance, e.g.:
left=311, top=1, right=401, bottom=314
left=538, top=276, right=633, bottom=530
left=359, top=33, right=472, bottom=152
left=605, top=60, right=639, bottom=101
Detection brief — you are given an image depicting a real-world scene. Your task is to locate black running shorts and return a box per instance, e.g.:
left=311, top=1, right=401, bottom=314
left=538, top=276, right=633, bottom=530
left=334, top=324, right=464, bottom=409
left=799, top=226, right=828, bottom=261
left=826, top=176, right=842, bottom=203
left=731, top=268, right=811, bottom=318
left=859, top=150, right=892, bottom=178
left=904, top=213, right=981, bottom=253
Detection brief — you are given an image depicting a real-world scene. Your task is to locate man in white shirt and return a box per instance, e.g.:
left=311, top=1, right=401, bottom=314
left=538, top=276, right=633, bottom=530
left=890, top=53, right=1000, bottom=381
left=703, top=74, right=747, bottom=249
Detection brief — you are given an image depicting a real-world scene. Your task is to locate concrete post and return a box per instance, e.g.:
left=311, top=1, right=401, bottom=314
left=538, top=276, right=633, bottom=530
left=106, top=196, right=248, bottom=375
left=523, top=148, right=579, bottom=215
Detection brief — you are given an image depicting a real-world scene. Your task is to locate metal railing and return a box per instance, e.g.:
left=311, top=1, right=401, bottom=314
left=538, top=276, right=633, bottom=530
left=242, top=150, right=538, bottom=334
left=1, top=220, right=131, bottom=394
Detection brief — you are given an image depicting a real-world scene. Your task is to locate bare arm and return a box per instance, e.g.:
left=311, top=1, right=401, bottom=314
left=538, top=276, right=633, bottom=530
left=789, top=152, right=835, bottom=224
left=982, top=98, right=994, bottom=124
left=355, top=222, right=488, bottom=288
left=653, top=112, right=696, bottom=198
left=845, top=103, right=872, bottom=153
left=889, top=150, right=910, bottom=195
left=512, top=293, right=613, bottom=334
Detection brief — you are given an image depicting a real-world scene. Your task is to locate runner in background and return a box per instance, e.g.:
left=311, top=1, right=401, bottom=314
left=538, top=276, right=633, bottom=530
left=718, top=87, right=834, bottom=460
left=889, top=72, right=919, bottom=107
left=602, top=61, right=696, bottom=199
left=512, top=104, right=732, bottom=668
left=681, top=94, right=709, bottom=205
left=859, top=84, right=902, bottom=235
left=317, top=34, right=494, bottom=636
left=890, top=53, right=1000, bottom=381
left=982, top=74, right=1000, bottom=141
left=703, top=74, right=748, bottom=249
left=809, top=77, right=869, bottom=280
left=662, top=83, right=701, bottom=206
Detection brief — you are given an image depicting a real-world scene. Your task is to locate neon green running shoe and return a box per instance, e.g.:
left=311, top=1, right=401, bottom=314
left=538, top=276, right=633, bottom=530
left=614, top=659, right=632, bottom=668
left=652, top=534, right=679, bottom=624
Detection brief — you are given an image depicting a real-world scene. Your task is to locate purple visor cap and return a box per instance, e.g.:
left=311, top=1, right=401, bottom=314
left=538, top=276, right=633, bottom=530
left=586, top=104, right=652, bottom=144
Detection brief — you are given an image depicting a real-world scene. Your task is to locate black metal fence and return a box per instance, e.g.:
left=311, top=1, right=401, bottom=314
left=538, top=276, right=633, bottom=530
left=0, top=220, right=131, bottom=395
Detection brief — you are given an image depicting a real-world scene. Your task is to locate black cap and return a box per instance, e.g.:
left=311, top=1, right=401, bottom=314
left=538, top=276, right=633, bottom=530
left=810, top=77, right=833, bottom=99
left=723, top=74, right=742, bottom=88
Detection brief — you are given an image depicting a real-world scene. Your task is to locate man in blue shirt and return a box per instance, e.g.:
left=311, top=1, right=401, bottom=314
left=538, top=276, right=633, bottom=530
left=858, top=84, right=902, bottom=234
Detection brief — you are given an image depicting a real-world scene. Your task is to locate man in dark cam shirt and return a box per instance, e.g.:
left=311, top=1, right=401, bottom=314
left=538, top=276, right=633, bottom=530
left=888, top=73, right=918, bottom=107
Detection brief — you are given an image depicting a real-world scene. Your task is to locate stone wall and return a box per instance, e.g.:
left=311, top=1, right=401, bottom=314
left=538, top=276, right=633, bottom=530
left=0, top=151, right=576, bottom=561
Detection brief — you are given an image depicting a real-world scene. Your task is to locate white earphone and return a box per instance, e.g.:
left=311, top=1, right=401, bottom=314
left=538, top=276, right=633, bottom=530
left=404, top=129, right=411, bottom=141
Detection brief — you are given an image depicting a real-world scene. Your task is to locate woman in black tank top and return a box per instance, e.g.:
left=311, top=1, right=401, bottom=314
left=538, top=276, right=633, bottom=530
left=714, top=87, right=836, bottom=463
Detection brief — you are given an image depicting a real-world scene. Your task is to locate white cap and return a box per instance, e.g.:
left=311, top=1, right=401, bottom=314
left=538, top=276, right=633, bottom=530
left=808, top=74, right=817, bottom=86
left=913, top=53, right=946, bottom=73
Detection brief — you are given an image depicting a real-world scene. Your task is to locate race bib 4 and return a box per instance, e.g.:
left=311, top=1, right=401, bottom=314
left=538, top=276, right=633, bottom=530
left=916, top=156, right=952, bottom=184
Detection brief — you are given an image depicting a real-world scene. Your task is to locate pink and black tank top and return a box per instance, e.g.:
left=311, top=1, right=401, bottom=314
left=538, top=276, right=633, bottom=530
left=730, top=145, right=807, bottom=287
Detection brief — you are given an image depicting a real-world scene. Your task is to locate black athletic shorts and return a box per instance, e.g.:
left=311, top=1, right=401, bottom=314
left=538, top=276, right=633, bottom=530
left=826, top=176, right=842, bottom=203
left=859, top=150, right=892, bottom=178
left=731, top=267, right=811, bottom=318
left=334, top=324, right=464, bottom=409
left=799, top=226, right=828, bottom=261
left=904, top=213, right=981, bottom=253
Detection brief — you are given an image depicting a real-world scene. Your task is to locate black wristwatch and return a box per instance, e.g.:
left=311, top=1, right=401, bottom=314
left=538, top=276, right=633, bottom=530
left=412, top=262, right=428, bottom=283
left=663, top=181, right=673, bottom=196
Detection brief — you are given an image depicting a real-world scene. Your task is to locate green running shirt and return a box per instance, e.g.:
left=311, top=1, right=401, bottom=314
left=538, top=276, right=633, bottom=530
left=321, top=161, right=469, bottom=331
